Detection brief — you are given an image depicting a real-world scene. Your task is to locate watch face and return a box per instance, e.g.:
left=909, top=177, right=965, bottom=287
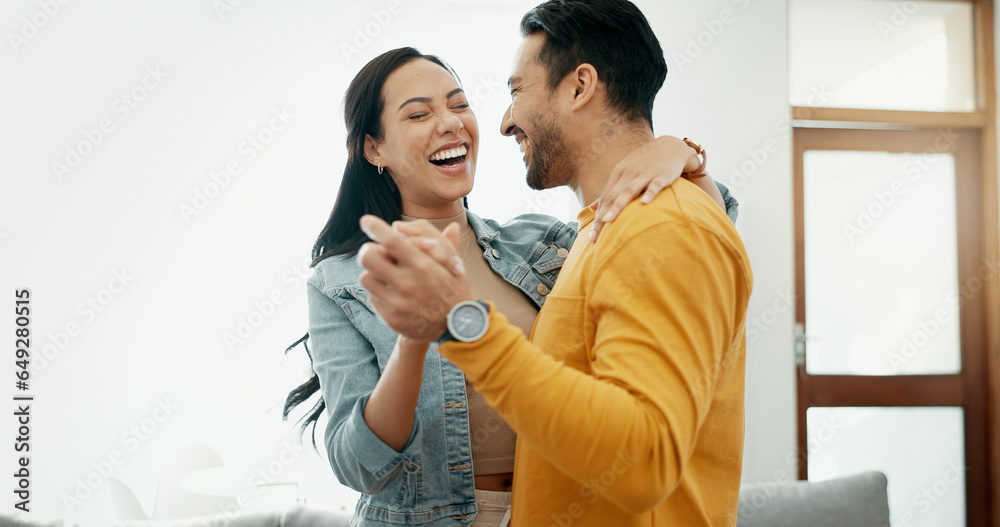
left=451, top=303, right=488, bottom=341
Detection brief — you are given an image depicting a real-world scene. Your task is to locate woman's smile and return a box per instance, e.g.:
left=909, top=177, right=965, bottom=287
left=428, top=141, right=470, bottom=175
left=367, top=58, right=480, bottom=217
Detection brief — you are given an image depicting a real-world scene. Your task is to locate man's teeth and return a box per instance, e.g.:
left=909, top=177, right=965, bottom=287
left=429, top=145, right=468, bottom=161
left=519, top=138, right=531, bottom=153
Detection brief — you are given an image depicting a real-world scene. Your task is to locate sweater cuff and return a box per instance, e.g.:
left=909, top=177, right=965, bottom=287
left=437, top=302, right=525, bottom=386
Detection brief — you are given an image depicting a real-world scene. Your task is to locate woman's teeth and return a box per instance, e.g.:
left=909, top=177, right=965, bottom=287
left=429, top=145, right=468, bottom=162
left=519, top=138, right=531, bottom=153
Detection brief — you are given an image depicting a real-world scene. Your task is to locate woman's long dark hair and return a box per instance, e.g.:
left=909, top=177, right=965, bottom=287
left=283, top=48, right=465, bottom=447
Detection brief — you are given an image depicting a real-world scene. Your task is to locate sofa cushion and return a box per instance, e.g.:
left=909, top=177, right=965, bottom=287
left=737, top=471, right=890, bottom=527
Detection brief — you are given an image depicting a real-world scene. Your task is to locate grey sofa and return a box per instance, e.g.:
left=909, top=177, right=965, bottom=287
left=737, top=471, right=890, bottom=527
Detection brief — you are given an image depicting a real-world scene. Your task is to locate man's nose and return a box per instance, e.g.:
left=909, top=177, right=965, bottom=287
left=500, top=104, right=516, bottom=136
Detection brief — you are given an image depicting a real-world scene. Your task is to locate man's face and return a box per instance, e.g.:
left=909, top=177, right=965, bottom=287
left=500, top=34, right=577, bottom=191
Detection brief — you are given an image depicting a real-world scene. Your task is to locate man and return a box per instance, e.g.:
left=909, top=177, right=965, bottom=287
left=358, top=0, right=753, bottom=525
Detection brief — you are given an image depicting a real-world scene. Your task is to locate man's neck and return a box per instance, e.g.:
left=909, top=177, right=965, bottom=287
left=571, top=126, right=656, bottom=208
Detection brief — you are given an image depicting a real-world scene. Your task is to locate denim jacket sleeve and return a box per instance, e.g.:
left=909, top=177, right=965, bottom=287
left=307, top=267, right=422, bottom=494
left=715, top=181, right=739, bottom=223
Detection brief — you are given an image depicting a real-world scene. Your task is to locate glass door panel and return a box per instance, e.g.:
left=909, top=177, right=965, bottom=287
left=803, top=149, right=960, bottom=375
left=808, top=407, right=966, bottom=526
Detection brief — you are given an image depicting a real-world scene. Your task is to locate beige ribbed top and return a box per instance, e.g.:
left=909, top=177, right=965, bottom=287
left=402, top=210, right=538, bottom=475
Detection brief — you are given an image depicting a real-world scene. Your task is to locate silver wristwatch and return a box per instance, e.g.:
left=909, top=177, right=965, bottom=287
left=438, top=300, right=490, bottom=344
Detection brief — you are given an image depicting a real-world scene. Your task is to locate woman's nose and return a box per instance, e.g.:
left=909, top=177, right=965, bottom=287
left=438, top=112, right=464, bottom=134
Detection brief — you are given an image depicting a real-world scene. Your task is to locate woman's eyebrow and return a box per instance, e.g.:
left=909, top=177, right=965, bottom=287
left=398, top=97, right=431, bottom=111
left=397, top=89, right=466, bottom=112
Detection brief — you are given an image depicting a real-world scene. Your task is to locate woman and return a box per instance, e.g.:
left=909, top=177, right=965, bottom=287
left=283, top=47, right=737, bottom=526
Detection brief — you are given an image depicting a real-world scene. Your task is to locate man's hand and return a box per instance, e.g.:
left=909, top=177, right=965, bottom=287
left=358, top=215, right=477, bottom=342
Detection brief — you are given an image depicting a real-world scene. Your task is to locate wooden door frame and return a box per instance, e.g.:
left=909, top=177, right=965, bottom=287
left=790, top=1, right=999, bottom=522
left=793, top=127, right=990, bottom=526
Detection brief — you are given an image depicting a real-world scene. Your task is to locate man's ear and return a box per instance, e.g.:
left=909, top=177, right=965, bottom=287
left=569, top=63, right=599, bottom=112
left=364, top=134, right=383, bottom=169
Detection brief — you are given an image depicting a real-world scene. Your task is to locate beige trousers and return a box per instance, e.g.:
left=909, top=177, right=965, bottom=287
left=472, top=489, right=512, bottom=527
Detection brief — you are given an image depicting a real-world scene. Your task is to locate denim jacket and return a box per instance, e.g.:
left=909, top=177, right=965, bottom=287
left=306, top=184, right=737, bottom=527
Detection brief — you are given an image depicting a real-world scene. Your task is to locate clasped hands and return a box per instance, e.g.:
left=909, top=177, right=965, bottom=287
left=358, top=216, right=475, bottom=344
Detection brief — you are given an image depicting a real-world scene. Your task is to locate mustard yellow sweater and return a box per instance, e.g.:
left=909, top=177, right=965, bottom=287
left=439, top=179, right=753, bottom=526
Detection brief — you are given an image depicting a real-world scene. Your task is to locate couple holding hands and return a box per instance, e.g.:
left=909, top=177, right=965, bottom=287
left=284, top=1, right=753, bottom=525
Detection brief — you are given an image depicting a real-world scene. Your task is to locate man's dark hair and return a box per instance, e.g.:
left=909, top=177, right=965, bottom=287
left=520, top=0, right=667, bottom=126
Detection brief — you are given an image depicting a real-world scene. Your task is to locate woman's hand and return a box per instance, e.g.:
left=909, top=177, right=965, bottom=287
left=589, top=136, right=702, bottom=243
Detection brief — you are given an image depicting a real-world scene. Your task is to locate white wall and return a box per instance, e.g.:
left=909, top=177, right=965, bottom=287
left=645, top=0, right=795, bottom=490
left=0, top=0, right=794, bottom=524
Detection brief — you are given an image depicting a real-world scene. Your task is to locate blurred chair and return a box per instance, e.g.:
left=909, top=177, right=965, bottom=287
left=107, top=477, right=149, bottom=521
left=150, top=444, right=234, bottom=520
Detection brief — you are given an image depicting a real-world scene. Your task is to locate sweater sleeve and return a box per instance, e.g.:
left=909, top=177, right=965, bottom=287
left=436, top=220, right=748, bottom=513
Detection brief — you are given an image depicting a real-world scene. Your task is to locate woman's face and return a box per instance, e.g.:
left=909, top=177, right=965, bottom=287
left=367, top=59, right=479, bottom=218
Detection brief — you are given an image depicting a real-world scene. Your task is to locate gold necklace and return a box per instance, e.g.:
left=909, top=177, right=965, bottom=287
left=458, top=229, right=474, bottom=260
